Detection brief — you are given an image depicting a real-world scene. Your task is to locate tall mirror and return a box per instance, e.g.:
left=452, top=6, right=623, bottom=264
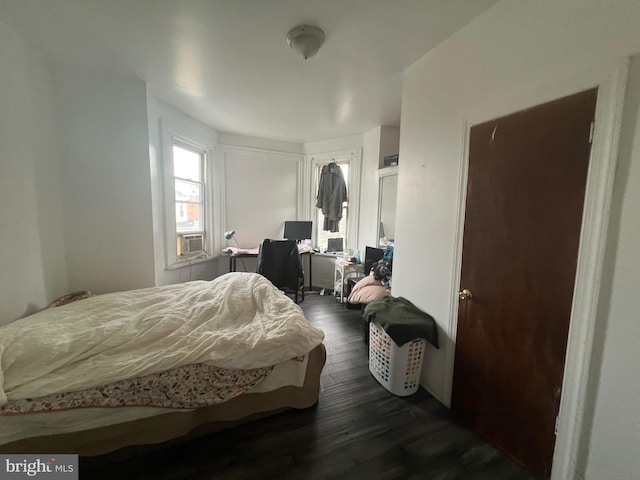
left=377, top=166, right=398, bottom=248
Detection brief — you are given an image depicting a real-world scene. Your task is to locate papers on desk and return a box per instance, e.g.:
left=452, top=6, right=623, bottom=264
left=222, top=246, right=260, bottom=255
left=297, top=244, right=313, bottom=254
left=223, top=243, right=312, bottom=256
left=223, top=244, right=311, bottom=255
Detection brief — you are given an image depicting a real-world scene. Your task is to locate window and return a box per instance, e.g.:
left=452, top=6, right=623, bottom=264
left=171, top=140, right=207, bottom=258
left=316, top=160, right=349, bottom=250
left=300, top=148, right=361, bottom=255
left=159, top=117, right=222, bottom=271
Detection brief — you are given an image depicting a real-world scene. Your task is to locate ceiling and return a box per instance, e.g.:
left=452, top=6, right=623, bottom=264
left=2, top=0, right=497, bottom=143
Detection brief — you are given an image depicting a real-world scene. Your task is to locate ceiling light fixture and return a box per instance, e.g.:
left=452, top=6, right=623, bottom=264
left=286, top=25, right=325, bottom=60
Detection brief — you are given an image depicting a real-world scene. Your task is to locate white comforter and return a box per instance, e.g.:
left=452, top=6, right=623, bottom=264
left=0, top=272, right=324, bottom=406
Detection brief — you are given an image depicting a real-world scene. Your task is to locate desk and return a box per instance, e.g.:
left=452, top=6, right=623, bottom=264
left=228, top=252, right=314, bottom=291
left=227, top=253, right=257, bottom=273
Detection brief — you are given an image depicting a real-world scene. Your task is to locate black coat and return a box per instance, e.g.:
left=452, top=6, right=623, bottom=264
left=316, top=162, right=347, bottom=232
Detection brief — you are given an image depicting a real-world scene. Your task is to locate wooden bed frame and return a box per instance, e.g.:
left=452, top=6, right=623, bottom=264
left=0, top=343, right=326, bottom=456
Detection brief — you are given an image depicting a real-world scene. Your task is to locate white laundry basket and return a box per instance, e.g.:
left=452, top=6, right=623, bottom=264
left=368, top=321, right=426, bottom=396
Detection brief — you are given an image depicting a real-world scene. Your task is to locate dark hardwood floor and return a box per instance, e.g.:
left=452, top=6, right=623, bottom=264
left=81, top=293, right=534, bottom=479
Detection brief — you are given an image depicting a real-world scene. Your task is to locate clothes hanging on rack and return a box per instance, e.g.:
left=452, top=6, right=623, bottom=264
left=316, top=161, right=347, bottom=232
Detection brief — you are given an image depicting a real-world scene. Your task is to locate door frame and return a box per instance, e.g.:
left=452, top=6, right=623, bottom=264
left=445, top=60, right=629, bottom=480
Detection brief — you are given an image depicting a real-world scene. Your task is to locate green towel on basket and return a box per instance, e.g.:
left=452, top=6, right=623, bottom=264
left=363, top=296, right=439, bottom=348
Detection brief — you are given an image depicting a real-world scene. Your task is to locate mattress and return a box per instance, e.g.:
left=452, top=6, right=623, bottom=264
left=0, top=354, right=308, bottom=446
left=0, top=343, right=326, bottom=456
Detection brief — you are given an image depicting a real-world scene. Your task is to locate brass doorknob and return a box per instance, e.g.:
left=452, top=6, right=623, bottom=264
left=459, top=288, right=473, bottom=300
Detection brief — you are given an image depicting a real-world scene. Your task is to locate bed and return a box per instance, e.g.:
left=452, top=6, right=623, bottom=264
left=0, top=272, right=326, bottom=455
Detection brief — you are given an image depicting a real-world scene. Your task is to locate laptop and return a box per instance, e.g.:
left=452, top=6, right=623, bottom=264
left=327, top=238, right=344, bottom=253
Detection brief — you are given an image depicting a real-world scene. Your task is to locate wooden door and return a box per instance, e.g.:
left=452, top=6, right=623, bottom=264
left=452, top=89, right=598, bottom=479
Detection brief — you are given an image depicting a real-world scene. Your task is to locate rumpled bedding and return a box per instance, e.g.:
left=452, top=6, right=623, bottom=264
left=1, top=362, right=273, bottom=415
left=0, top=272, right=324, bottom=406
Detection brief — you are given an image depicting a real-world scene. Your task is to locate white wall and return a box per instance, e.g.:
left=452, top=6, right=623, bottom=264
left=379, top=127, right=400, bottom=169
left=218, top=132, right=304, bottom=156
left=360, top=126, right=400, bottom=253
left=360, top=127, right=383, bottom=251
left=0, top=21, right=68, bottom=325
left=379, top=174, right=397, bottom=241
left=223, top=146, right=302, bottom=249
left=218, top=134, right=305, bottom=269
left=396, top=2, right=640, bottom=479
left=304, top=134, right=363, bottom=156
left=53, top=69, right=155, bottom=293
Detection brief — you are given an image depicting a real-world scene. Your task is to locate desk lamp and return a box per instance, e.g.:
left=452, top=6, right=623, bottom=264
left=224, top=229, right=247, bottom=271
left=224, top=230, right=241, bottom=249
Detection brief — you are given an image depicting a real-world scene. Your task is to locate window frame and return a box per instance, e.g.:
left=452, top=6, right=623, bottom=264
left=162, top=130, right=217, bottom=268
left=173, top=139, right=206, bottom=237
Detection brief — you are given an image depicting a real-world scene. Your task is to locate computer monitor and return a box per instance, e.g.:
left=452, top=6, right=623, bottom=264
left=283, top=221, right=312, bottom=243
left=364, top=246, right=385, bottom=274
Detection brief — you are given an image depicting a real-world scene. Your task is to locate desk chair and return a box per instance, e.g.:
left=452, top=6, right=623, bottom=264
left=256, top=239, right=305, bottom=303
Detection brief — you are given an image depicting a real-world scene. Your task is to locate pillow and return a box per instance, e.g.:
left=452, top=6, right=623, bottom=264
left=348, top=273, right=390, bottom=304
left=348, top=285, right=390, bottom=304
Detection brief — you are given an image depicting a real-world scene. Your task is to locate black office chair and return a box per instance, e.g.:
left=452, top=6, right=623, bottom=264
left=256, top=239, right=305, bottom=303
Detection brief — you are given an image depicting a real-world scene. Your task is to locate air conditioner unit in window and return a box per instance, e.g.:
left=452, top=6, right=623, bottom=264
left=181, top=234, right=204, bottom=255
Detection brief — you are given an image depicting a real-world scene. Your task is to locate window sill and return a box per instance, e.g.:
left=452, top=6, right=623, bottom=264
left=165, top=254, right=217, bottom=270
